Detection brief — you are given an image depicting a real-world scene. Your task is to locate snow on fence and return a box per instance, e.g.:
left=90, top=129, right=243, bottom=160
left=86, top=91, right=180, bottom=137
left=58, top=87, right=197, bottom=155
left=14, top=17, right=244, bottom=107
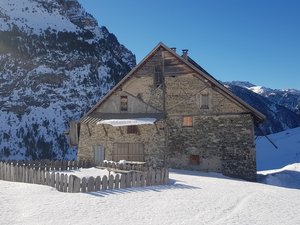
left=0, top=161, right=169, bottom=193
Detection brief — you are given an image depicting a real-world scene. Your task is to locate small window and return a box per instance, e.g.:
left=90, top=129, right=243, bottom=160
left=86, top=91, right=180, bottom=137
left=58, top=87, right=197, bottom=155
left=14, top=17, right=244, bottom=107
left=182, top=116, right=193, bottom=127
left=189, top=155, right=200, bottom=165
left=120, top=96, right=128, bottom=111
left=127, top=125, right=138, bottom=134
left=201, top=93, right=209, bottom=109
left=154, top=65, right=163, bottom=87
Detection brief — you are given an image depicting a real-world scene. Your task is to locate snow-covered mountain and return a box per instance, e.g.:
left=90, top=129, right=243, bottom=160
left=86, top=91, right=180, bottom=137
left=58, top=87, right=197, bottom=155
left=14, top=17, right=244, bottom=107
left=229, top=81, right=300, bottom=114
left=0, top=0, right=135, bottom=160
left=224, top=81, right=300, bottom=134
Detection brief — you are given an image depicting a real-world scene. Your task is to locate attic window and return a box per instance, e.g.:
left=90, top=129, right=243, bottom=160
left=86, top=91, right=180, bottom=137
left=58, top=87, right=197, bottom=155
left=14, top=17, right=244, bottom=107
left=189, top=155, right=200, bottom=165
left=120, top=96, right=128, bottom=111
left=201, top=93, right=209, bottom=109
left=182, top=116, right=193, bottom=127
left=154, top=65, right=163, bottom=87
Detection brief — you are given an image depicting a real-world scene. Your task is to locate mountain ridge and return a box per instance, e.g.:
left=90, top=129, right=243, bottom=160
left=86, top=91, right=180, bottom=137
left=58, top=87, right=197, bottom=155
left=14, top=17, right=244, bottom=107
left=0, top=0, right=136, bottom=160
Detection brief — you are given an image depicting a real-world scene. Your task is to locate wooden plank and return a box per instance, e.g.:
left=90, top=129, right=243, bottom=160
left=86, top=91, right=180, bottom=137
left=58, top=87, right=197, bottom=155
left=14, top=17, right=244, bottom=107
left=146, top=170, right=151, bottom=186
left=68, top=175, right=74, bottom=193
left=108, top=175, right=114, bottom=189
left=87, top=177, right=95, bottom=192
left=0, top=162, right=3, bottom=180
left=36, top=169, right=41, bottom=184
left=45, top=171, right=50, bottom=186
left=95, top=176, right=101, bottom=192
left=140, top=172, right=146, bottom=187
left=50, top=172, right=55, bottom=187
left=73, top=176, right=81, bottom=193
left=155, top=170, right=161, bottom=185
left=165, top=168, right=169, bottom=184
left=126, top=173, right=132, bottom=188
left=59, top=174, right=64, bottom=192
left=136, top=173, right=141, bottom=187
left=120, top=174, right=126, bottom=189
left=40, top=170, right=45, bottom=185
left=102, top=175, right=108, bottom=190
left=132, top=172, right=136, bottom=187
left=81, top=177, right=87, bottom=193
left=151, top=170, right=156, bottom=186
left=114, top=174, right=120, bottom=189
left=28, top=168, right=33, bottom=183
left=63, top=174, right=68, bottom=192
left=17, top=166, right=22, bottom=182
left=55, top=173, right=60, bottom=190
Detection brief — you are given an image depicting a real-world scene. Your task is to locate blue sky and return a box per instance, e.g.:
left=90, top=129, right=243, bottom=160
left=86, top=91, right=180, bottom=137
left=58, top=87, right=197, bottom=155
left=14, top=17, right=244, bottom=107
left=78, top=0, right=300, bottom=90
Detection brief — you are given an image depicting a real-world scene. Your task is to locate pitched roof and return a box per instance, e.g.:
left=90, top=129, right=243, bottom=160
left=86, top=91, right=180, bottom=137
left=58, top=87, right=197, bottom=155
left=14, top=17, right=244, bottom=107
left=80, top=42, right=265, bottom=123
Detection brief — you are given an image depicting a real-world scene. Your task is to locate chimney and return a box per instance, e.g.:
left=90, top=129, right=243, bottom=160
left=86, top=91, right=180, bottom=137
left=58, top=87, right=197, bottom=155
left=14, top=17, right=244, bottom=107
left=182, top=49, right=188, bottom=60
left=170, top=47, right=176, bottom=53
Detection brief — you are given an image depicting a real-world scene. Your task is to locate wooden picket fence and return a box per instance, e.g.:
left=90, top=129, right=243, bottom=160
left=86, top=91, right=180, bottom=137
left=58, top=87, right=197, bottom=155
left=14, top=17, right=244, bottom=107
left=0, top=160, right=93, bottom=171
left=0, top=161, right=169, bottom=193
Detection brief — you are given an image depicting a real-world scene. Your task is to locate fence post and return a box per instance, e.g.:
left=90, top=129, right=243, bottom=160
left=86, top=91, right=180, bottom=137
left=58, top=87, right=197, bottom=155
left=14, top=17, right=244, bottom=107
left=0, top=161, right=3, bottom=180
left=81, top=177, right=87, bottom=193
left=120, top=174, right=126, bottom=189
left=59, top=174, right=64, bottom=192
left=115, top=174, right=120, bottom=189
left=50, top=172, right=55, bottom=187
left=155, top=169, right=161, bottom=185
left=151, top=170, right=156, bottom=186
left=126, top=173, right=132, bottom=188
left=68, top=175, right=74, bottom=193
left=73, top=176, right=81, bottom=193
left=55, top=173, right=60, bottom=190
left=108, top=175, right=114, bottom=189
left=136, top=173, right=141, bottom=187
left=45, top=171, right=50, bottom=186
left=29, top=168, right=34, bottom=183
left=87, top=177, right=95, bottom=192
left=132, top=172, right=136, bottom=187
left=63, top=174, right=68, bottom=192
left=95, top=176, right=101, bottom=192
left=102, top=175, right=108, bottom=191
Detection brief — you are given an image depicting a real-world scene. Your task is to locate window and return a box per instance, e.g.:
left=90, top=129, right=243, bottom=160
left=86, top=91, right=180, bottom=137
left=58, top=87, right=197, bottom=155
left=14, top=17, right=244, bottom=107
left=189, top=155, right=200, bottom=165
left=120, top=96, right=128, bottom=111
left=127, top=125, right=139, bottom=134
left=154, top=65, right=163, bottom=87
left=201, top=93, right=209, bottom=109
left=182, top=116, right=193, bottom=127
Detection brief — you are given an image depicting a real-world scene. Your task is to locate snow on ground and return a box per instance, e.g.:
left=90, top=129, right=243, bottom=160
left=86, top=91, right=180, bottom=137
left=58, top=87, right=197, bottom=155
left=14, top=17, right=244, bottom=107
left=60, top=167, right=118, bottom=178
left=256, top=127, right=300, bottom=170
left=1, top=169, right=300, bottom=225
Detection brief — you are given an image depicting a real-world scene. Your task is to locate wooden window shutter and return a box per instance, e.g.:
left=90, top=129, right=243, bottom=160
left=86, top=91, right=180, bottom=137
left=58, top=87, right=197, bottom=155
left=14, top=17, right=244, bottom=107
left=182, top=116, right=193, bottom=127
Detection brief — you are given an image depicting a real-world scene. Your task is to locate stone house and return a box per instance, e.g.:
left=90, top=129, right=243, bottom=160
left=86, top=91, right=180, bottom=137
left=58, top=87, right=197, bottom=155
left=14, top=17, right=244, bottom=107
left=76, top=42, right=265, bottom=181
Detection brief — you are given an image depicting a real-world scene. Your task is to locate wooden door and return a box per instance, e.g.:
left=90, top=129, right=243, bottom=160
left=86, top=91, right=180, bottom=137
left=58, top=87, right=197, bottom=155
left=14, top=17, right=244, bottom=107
left=94, top=145, right=105, bottom=164
left=112, top=143, right=144, bottom=162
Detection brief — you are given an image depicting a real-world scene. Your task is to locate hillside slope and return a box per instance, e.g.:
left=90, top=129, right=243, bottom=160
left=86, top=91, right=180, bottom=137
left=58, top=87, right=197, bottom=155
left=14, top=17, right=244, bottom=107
left=256, top=127, right=300, bottom=170
left=0, top=0, right=135, bottom=160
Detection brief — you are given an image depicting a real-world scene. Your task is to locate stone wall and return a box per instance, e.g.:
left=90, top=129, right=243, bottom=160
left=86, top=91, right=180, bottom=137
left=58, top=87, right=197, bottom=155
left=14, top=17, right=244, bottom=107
left=167, top=114, right=256, bottom=181
left=78, top=120, right=167, bottom=167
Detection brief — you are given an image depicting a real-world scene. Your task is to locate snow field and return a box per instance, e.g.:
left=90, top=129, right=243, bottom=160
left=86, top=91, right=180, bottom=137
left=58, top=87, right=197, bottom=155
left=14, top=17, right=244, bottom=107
left=1, top=169, right=300, bottom=225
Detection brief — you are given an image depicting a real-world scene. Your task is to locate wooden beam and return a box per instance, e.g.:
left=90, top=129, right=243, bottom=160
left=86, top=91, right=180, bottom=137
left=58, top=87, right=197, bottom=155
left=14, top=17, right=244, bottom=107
left=102, top=124, right=108, bottom=136
left=86, top=123, right=91, bottom=137
left=154, top=122, right=160, bottom=135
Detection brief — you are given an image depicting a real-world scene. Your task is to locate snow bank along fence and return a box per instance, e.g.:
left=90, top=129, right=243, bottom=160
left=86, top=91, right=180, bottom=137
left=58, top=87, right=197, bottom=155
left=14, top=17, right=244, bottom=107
left=0, top=160, right=169, bottom=193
